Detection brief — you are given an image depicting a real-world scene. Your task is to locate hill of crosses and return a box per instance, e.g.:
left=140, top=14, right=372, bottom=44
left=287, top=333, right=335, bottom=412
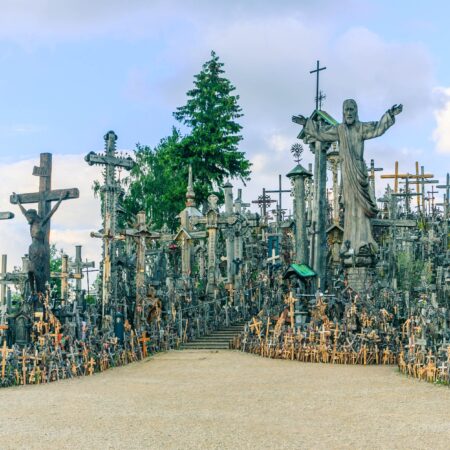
left=0, top=74, right=449, bottom=390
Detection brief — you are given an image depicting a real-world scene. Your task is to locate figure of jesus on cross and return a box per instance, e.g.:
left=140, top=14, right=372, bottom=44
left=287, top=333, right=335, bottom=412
left=10, top=153, right=79, bottom=295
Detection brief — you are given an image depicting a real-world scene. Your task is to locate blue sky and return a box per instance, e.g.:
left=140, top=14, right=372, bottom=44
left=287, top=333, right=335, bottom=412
left=0, top=0, right=449, bottom=269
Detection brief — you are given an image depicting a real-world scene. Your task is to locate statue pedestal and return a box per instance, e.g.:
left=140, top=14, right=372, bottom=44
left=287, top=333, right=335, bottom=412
left=346, top=267, right=371, bottom=294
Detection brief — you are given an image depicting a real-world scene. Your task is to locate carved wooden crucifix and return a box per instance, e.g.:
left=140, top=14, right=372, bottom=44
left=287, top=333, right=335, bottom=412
left=10, top=153, right=79, bottom=294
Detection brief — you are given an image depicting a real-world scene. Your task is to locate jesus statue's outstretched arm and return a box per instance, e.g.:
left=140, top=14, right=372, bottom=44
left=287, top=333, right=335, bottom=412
left=362, top=104, right=403, bottom=140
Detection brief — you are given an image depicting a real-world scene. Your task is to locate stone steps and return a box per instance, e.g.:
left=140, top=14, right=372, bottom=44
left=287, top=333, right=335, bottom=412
left=181, top=323, right=245, bottom=350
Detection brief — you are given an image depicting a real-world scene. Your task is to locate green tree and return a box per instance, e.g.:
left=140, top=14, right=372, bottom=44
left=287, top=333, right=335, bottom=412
left=124, top=51, right=251, bottom=231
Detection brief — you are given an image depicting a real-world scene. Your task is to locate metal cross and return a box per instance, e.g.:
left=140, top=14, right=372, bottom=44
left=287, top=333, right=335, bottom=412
left=265, top=175, right=291, bottom=224
left=310, top=60, right=327, bottom=111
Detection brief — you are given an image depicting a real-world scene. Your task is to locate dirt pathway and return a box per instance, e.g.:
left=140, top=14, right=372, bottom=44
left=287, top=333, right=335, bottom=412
left=1, top=350, right=449, bottom=449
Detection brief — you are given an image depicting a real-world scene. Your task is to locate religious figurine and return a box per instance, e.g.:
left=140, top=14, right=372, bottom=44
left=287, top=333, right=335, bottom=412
left=293, top=100, right=402, bottom=265
left=12, top=191, right=69, bottom=294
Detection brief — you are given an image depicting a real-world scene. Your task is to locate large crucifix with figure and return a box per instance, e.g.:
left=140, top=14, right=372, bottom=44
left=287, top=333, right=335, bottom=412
left=10, top=153, right=79, bottom=295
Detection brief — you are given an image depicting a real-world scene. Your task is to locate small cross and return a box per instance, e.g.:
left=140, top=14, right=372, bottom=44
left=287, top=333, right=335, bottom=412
left=310, top=60, right=327, bottom=111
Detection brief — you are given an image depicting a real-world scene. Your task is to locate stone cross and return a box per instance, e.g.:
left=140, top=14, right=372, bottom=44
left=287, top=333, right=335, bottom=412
left=10, top=153, right=79, bottom=294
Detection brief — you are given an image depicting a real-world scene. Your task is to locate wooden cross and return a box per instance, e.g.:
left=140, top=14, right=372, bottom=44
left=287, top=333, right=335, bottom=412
left=249, top=317, right=262, bottom=340
left=368, top=159, right=383, bottom=197
left=50, top=253, right=72, bottom=302
left=121, top=212, right=160, bottom=328
left=438, top=173, right=450, bottom=219
left=69, top=245, right=95, bottom=298
left=0, top=340, right=13, bottom=379
left=10, top=153, right=79, bottom=246
left=267, top=247, right=280, bottom=266
left=310, top=60, right=327, bottom=111
left=380, top=161, right=433, bottom=194
left=284, top=292, right=298, bottom=332
left=138, top=331, right=151, bottom=358
left=427, top=185, right=438, bottom=213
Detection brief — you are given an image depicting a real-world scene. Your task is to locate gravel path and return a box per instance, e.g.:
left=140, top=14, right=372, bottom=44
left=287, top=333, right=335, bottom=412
left=1, top=350, right=450, bottom=449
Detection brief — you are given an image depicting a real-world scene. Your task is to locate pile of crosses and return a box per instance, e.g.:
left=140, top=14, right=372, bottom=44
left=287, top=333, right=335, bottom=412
left=233, top=290, right=403, bottom=366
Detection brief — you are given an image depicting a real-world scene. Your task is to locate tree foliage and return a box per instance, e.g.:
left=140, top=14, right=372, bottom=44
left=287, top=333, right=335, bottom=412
left=124, top=51, right=251, bottom=231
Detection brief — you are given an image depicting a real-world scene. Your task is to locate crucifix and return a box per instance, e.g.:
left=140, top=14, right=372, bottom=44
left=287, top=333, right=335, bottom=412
left=310, top=60, right=327, bottom=111
left=10, top=153, right=79, bottom=294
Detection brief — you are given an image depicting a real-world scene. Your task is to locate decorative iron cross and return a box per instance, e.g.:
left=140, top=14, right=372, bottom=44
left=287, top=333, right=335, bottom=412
left=310, top=60, right=327, bottom=111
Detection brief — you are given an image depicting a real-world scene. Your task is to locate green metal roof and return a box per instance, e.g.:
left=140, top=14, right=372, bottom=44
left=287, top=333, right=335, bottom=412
left=286, top=164, right=312, bottom=178
left=297, top=109, right=338, bottom=140
left=283, top=263, right=317, bottom=279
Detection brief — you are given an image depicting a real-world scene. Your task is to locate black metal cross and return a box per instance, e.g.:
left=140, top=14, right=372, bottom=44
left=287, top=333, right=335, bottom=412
left=265, top=175, right=291, bottom=223
left=310, top=60, right=327, bottom=111
left=251, top=189, right=276, bottom=218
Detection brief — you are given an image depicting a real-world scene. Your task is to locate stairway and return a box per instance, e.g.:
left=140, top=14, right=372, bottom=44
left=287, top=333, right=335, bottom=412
left=181, top=323, right=245, bottom=350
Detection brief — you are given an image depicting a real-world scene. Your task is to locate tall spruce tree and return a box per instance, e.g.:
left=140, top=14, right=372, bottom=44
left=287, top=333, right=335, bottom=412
left=173, top=50, right=251, bottom=192
left=124, top=51, right=251, bottom=231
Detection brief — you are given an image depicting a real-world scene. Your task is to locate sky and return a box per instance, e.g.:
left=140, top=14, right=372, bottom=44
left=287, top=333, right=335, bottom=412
left=0, top=0, right=449, bottom=271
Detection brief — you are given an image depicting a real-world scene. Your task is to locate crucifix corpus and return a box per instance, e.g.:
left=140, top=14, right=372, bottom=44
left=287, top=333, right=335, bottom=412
left=10, top=153, right=79, bottom=295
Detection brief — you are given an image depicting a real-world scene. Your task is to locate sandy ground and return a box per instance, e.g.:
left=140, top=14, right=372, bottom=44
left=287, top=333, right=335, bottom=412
left=1, top=351, right=450, bottom=450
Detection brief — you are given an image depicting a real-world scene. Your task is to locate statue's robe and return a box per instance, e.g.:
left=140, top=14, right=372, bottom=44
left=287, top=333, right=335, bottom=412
left=304, top=112, right=395, bottom=256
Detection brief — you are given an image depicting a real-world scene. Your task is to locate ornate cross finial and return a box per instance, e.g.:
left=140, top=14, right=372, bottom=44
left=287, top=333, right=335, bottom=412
left=104, top=130, right=118, bottom=154
left=186, top=165, right=196, bottom=207
left=291, top=143, right=304, bottom=165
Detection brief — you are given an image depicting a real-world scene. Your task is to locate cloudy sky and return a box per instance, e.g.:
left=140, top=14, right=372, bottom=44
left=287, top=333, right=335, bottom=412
left=0, top=0, right=449, bottom=270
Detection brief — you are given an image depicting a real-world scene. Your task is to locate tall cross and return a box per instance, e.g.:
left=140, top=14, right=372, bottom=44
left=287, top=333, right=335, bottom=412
left=438, top=173, right=450, bottom=219
left=121, top=212, right=160, bottom=328
left=310, top=60, right=327, bottom=111
left=427, top=185, right=438, bottom=213
left=251, top=189, right=276, bottom=218
left=86, top=131, right=134, bottom=321
left=381, top=161, right=433, bottom=194
left=69, top=245, right=95, bottom=300
left=10, top=153, right=79, bottom=292
left=265, top=175, right=291, bottom=224
left=368, top=159, right=383, bottom=199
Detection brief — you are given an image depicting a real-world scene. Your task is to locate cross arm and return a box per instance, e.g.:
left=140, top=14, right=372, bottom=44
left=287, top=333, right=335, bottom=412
left=0, top=212, right=14, bottom=220
left=10, top=188, right=79, bottom=205
left=85, top=152, right=135, bottom=170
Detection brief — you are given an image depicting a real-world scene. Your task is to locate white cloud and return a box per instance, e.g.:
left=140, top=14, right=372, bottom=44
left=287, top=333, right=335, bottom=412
left=432, top=87, right=450, bottom=154
left=0, top=153, right=103, bottom=271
